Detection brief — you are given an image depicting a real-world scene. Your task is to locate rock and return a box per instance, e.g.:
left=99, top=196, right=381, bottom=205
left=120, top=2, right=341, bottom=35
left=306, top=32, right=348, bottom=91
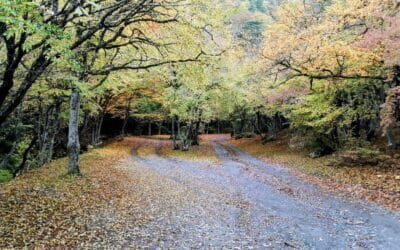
left=309, top=151, right=322, bottom=159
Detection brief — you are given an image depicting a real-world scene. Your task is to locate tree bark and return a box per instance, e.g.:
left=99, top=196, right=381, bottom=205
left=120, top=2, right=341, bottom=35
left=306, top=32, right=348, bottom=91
left=0, top=103, right=23, bottom=169
left=0, top=53, right=50, bottom=126
left=191, top=120, right=201, bottom=146
left=38, top=104, right=53, bottom=166
left=386, top=128, right=397, bottom=150
left=148, top=122, right=152, bottom=136
left=92, top=112, right=104, bottom=145
left=14, top=136, right=37, bottom=177
left=97, top=114, right=104, bottom=142
left=179, top=125, right=191, bottom=151
left=52, top=0, right=59, bottom=15
left=172, top=116, right=179, bottom=150
left=67, top=88, right=81, bottom=175
left=121, top=98, right=131, bottom=137
left=47, top=104, right=61, bottom=163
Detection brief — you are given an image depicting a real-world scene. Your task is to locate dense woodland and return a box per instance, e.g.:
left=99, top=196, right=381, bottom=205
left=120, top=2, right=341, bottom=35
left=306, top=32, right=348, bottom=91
left=1, top=0, right=400, bottom=180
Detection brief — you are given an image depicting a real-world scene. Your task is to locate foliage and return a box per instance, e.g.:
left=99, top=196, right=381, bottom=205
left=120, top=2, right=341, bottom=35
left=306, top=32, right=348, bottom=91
left=1, top=0, right=400, bottom=175
left=381, top=86, right=400, bottom=136
left=0, top=0, right=234, bottom=172
left=238, top=0, right=400, bottom=153
left=249, top=0, right=267, bottom=13
left=0, top=170, right=12, bottom=183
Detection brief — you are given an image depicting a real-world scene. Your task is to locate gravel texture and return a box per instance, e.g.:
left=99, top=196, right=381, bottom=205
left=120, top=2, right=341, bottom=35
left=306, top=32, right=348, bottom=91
left=118, top=139, right=400, bottom=249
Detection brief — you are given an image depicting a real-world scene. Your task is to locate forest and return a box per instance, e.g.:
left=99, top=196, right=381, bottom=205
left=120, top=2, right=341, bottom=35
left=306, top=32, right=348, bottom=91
left=1, top=0, right=399, bottom=179
left=1, top=0, right=400, bottom=248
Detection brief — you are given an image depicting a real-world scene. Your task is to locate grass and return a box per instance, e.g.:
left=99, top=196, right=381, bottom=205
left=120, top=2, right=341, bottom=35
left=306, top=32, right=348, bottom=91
left=228, top=133, right=400, bottom=211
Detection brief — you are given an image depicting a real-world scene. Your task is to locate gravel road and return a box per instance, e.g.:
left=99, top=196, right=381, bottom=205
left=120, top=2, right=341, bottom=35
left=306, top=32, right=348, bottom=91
left=123, top=139, right=400, bottom=249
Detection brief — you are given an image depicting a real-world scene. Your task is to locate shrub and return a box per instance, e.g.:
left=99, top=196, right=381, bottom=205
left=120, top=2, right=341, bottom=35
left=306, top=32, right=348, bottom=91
left=0, top=170, right=12, bottom=183
left=331, top=147, right=383, bottom=167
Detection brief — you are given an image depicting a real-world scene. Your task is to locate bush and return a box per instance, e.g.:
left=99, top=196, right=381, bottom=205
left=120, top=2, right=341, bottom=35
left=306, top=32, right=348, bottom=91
left=331, top=147, right=383, bottom=166
left=0, top=170, right=12, bottom=183
left=289, top=135, right=306, bottom=150
left=308, top=138, right=335, bottom=158
left=234, top=134, right=243, bottom=140
left=242, top=132, right=256, bottom=138
left=262, top=135, right=276, bottom=144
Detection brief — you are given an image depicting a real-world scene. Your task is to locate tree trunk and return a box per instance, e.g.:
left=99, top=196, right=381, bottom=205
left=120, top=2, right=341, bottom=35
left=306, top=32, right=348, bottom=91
left=92, top=112, right=104, bottom=145
left=171, top=117, right=175, bottom=139
left=191, top=109, right=202, bottom=145
left=38, top=127, right=50, bottom=165
left=38, top=104, right=53, bottom=166
left=0, top=53, right=50, bottom=126
left=121, top=99, right=131, bottom=137
left=97, top=114, right=104, bottom=142
left=180, top=125, right=191, bottom=151
left=172, top=116, right=179, bottom=150
left=47, top=104, right=61, bottom=163
left=91, top=118, right=97, bottom=145
left=191, top=120, right=201, bottom=146
left=14, top=136, right=37, bottom=177
left=148, top=122, right=152, bottom=136
left=52, top=0, right=58, bottom=14
left=67, top=88, right=81, bottom=175
left=79, top=112, right=89, bottom=138
left=386, top=128, right=397, bottom=149
left=0, top=103, right=23, bottom=169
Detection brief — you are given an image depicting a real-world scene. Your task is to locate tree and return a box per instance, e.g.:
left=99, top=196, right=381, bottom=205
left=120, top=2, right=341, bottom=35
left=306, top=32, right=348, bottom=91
left=241, top=0, right=399, bottom=153
left=0, top=0, right=230, bottom=175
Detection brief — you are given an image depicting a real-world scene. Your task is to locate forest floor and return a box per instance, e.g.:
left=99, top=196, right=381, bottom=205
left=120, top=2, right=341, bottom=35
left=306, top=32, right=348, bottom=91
left=1, top=135, right=399, bottom=248
left=229, top=133, right=400, bottom=212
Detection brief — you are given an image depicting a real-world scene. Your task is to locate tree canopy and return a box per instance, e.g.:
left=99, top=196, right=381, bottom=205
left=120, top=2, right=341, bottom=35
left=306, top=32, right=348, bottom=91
left=1, top=0, right=400, bottom=176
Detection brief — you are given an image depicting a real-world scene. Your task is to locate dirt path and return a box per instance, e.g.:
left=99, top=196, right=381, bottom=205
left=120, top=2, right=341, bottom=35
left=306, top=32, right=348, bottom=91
left=123, top=139, right=400, bottom=249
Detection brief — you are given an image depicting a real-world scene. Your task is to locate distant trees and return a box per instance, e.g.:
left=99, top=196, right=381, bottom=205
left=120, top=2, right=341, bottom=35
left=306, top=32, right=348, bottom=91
left=238, top=0, right=400, bottom=154
left=0, top=0, right=227, bottom=176
left=3, top=0, right=400, bottom=179
left=162, top=62, right=224, bottom=150
left=248, top=0, right=267, bottom=13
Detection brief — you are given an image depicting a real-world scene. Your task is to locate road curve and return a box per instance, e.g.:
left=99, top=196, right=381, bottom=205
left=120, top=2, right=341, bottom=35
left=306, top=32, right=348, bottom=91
left=125, top=139, right=400, bottom=249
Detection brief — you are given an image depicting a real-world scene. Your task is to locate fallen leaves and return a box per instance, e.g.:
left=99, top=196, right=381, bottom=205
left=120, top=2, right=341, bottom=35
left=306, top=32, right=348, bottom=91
left=0, top=136, right=223, bottom=248
left=229, top=136, right=400, bottom=211
left=0, top=139, right=148, bottom=248
left=130, top=135, right=220, bottom=163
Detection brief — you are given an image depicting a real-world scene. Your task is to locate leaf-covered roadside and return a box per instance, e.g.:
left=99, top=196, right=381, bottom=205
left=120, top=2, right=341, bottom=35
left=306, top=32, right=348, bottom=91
left=131, top=135, right=219, bottom=163
left=229, top=136, right=400, bottom=212
left=0, top=139, right=148, bottom=248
